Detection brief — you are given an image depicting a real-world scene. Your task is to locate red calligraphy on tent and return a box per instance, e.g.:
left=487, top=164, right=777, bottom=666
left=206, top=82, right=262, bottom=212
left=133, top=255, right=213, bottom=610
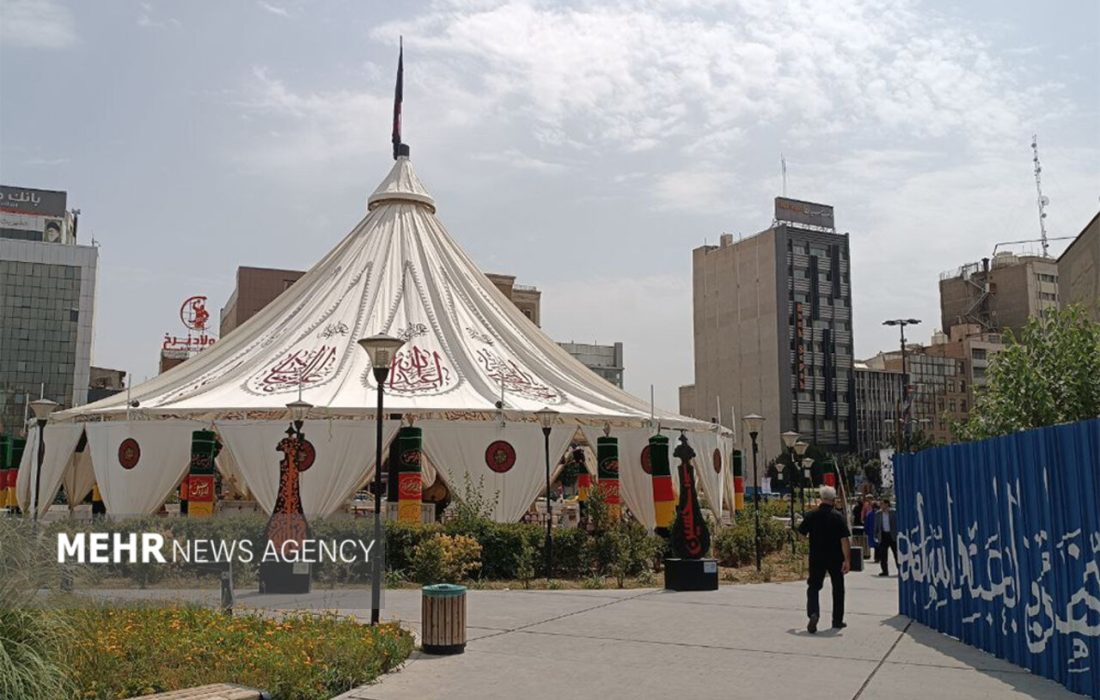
left=254, top=346, right=338, bottom=393
left=387, top=345, right=453, bottom=393
left=475, top=348, right=559, bottom=403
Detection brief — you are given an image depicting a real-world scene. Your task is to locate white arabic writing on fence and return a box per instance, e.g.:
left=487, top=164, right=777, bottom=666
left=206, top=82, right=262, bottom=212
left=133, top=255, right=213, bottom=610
left=899, top=471, right=1100, bottom=676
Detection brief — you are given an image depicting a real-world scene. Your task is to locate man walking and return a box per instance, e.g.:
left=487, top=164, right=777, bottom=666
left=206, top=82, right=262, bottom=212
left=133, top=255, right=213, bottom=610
left=875, top=498, right=899, bottom=576
left=796, top=485, right=851, bottom=633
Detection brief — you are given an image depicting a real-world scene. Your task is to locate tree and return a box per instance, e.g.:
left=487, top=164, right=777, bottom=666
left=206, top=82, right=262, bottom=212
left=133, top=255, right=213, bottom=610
left=959, top=306, right=1100, bottom=440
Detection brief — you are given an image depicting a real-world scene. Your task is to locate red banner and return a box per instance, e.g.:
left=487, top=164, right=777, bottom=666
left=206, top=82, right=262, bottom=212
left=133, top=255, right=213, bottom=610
left=188, top=475, right=215, bottom=502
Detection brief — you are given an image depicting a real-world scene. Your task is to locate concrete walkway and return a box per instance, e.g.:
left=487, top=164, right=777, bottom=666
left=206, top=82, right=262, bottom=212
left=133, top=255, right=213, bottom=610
left=339, top=570, right=1081, bottom=700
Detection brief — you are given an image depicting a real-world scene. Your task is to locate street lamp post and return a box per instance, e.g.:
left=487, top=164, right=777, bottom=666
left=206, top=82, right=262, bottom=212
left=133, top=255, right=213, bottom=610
left=794, top=440, right=809, bottom=513
left=358, top=334, right=406, bottom=626
left=883, top=318, right=921, bottom=452
left=29, top=399, right=59, bottom=531
left=744, top=414, right=765, bottom=572
left=535, top=407, right=558, bottom=581
left=780, top=431, right=799, bottom=555
left=801, top=456, right=814, bottom=511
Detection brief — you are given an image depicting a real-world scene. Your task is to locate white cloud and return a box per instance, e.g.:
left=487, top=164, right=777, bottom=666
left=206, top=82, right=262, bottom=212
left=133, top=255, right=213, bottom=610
left=472, top=148, right=567, bottom=173
left=257, top=1, right=290, bottom=18
left=220, top=0, right=1096, bottom=394
left=137, top=2, right=181, bottom=29
left=0, top=0, right=76, bottom=49
left=370, top=0, right=1045, bottom=154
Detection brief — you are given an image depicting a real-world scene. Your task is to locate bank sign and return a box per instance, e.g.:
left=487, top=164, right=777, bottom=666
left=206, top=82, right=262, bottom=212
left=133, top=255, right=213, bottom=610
left=775, top=197, right=834, bottom=230
left=0, top=186, right=67, bottom=217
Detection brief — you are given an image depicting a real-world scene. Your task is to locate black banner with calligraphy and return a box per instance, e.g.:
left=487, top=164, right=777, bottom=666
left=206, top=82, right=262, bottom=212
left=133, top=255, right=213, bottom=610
left=670, top=434, right=710, bottom=559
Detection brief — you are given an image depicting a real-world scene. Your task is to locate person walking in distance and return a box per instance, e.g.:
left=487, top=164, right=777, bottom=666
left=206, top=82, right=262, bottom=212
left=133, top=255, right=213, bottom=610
left=796, top=485, right=851, bottom=633
left=875, top=498, right=899, bottom=576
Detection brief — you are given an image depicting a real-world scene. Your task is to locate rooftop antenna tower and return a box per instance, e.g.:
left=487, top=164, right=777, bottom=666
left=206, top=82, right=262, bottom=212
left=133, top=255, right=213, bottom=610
left=781, top=154, right=788, bottom=197
left=1031, top=135, right=1050, bottom=257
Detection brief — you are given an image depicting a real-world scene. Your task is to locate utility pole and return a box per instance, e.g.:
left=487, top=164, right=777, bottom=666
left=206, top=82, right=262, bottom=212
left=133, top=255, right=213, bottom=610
left=883, top=318, right=921, bottom=451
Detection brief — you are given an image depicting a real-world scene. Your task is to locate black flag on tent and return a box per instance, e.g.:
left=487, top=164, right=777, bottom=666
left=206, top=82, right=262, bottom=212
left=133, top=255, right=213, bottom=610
left=392, top=38, right=403, bottom=160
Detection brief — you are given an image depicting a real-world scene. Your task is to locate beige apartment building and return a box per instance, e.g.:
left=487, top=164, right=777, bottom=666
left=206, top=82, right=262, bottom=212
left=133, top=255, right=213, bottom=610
left=680, top=198, right=855, bottom=459
left=220, top=266, right=307, bottom=336
left=485, top=273, right=541, bottom=326
left=1057, top=211, right=1100, bottom=322
left=939, top=252, right=1059, bottom=337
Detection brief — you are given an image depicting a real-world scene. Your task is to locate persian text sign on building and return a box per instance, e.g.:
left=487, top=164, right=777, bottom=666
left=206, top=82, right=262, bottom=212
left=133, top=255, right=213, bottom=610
left=162, top=295, right=217, bottom=359
left=774, top=197, right=835, bottom=230
left=0, top=186, right=67, bottom=216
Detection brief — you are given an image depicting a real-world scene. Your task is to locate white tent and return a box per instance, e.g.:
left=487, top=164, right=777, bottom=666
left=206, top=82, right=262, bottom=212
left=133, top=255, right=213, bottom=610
left=34, top=155, right=733, bottom=525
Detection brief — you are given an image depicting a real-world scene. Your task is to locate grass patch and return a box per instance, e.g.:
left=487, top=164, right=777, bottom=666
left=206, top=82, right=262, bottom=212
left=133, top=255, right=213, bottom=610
left=60, top=605, right=413, bottom=700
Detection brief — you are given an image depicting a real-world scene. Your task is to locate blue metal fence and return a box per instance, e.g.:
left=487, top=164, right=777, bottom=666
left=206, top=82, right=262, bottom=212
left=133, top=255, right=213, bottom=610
left=895, top=418, right=1100, bottom=698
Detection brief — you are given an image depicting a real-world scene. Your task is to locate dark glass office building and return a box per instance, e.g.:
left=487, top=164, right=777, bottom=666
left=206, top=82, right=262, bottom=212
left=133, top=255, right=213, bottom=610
left=0, top=186, right=97, bottom=433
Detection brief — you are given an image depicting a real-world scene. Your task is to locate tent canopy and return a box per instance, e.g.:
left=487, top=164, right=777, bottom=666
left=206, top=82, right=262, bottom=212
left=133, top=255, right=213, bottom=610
left=56, top=157, right=716, bottom=432
left=42, top=155, right=732, bottom=524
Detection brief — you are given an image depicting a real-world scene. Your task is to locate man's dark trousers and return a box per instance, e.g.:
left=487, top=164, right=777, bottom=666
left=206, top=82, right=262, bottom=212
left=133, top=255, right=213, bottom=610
left=807, top=561, right=845, bottom=625
left=879, top=532, right=898, bottom=575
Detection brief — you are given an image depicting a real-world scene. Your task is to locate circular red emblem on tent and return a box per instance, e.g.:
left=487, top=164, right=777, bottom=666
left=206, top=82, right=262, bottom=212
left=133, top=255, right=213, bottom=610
left=641, top=445, right=652, bottom=475
left=485, top=440, right=516, bottom=473
left=296, top=439, right=316, bottom=472
left=713, top=448, right=722, bottom=473
left=118, top=438, right=141, bottom=470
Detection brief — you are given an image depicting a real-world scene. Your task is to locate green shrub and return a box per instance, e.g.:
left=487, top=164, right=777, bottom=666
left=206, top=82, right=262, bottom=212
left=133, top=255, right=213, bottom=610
left=542, top=527, right=590, bottom=578
left=515, top=539, right=536, bottom=589
left=714, top=505, right=791, bottom=567
left=410, top=533, right=482, bottom=584
left=598, top=521, right=658, bottom=588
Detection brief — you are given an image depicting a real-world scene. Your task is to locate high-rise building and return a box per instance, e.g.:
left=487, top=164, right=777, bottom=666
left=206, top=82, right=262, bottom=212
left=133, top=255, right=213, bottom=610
left=0, top=185, right=97, bottom=433
left=853, top=361, right=903, bottom=456
left=939, top=252, right=1059, bottom=336
left=557, top=341, right=624, bottom=388
left=1057, top=211, right=1100, bottom=322
left=220, top=266, right=307, bottom=337
left=680, top=197, right=855, bottom=457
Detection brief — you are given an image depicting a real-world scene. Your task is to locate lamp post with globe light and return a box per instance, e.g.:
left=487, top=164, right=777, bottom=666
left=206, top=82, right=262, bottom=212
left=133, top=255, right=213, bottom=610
left=535, top=407, right=559, bottom=580
left=358, top=334, right=405, bottom=625
left=29, top=399, right=58, bottom=531
left=743, top=414, right=765, bottom=572
left=794, top=440, right=809, bottom=512
left=781, top=431, right=799, bottom=555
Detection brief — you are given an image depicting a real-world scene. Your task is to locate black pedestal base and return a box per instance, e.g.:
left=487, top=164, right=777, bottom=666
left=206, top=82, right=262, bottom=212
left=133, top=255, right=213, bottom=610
left=664, top=558, right=719, bottom=591
left=422, top=642, right=466, bottom=655
left=258, top=561, right=311, bottom=594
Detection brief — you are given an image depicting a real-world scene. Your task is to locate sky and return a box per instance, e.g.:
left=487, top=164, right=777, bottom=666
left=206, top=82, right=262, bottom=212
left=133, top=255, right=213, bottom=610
left=1, top=0, right=1098, bottom=413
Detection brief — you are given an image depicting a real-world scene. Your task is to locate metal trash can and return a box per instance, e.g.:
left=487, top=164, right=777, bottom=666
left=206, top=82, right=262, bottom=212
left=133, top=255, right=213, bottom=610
left=421, top=584, right=467, bottom=655
left=851, top=525, right=868, bottom=559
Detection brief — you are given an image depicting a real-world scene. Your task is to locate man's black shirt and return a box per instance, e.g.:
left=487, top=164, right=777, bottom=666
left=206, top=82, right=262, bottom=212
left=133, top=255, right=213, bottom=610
left=798, top=504, right=850, bottom=566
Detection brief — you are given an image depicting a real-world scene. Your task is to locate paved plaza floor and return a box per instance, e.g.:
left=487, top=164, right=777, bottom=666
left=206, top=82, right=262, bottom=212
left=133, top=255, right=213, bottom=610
left=337, top=570, right=1080, bottom=700
left=85, top=570, right=1081, bottom=699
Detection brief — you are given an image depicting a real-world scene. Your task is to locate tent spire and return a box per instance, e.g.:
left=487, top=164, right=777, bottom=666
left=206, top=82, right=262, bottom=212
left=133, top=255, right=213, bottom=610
left=392, top=37, right=409, bottom=160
